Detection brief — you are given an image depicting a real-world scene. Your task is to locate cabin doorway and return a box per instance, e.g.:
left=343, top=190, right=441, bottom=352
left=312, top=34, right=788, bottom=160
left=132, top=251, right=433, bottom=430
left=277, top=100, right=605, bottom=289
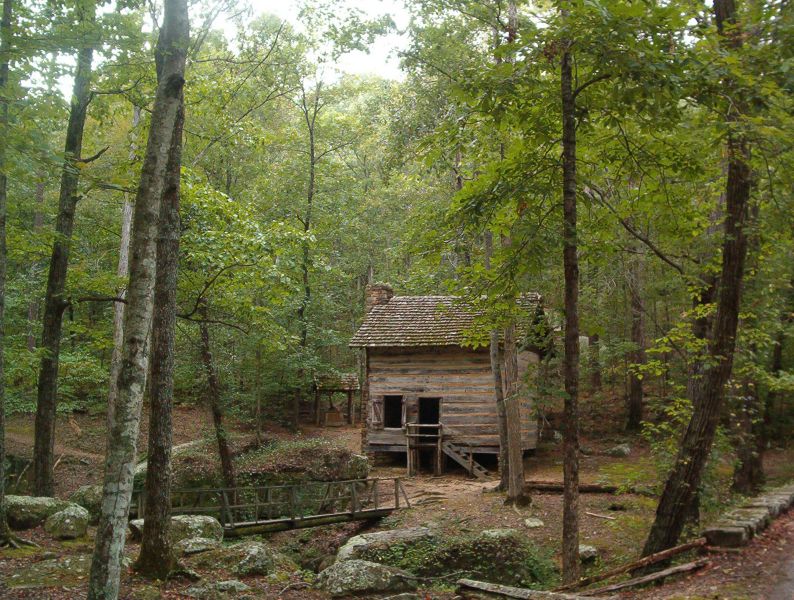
left=418, top=397, right=440, bottom=424
left=415, top=398, right=441, bottom=473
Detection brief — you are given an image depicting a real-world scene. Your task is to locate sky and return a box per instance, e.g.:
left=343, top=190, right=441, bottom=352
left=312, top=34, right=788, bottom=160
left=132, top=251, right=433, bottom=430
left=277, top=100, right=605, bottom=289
left=238, top=0, right=411, bottom=80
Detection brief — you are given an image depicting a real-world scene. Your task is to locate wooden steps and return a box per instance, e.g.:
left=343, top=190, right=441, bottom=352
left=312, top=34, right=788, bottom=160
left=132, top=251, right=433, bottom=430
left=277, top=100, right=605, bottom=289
left=442, top=441, right=489, bottom=480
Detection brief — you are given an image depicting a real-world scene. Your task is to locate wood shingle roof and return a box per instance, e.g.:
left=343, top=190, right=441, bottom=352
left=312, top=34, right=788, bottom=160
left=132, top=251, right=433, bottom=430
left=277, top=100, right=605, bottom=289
left=349, top=294, right=541, bottom=348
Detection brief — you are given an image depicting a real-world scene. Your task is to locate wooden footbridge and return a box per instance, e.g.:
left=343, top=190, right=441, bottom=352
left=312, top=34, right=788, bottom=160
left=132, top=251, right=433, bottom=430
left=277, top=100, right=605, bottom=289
left=131, top=477, right=410, bottom=537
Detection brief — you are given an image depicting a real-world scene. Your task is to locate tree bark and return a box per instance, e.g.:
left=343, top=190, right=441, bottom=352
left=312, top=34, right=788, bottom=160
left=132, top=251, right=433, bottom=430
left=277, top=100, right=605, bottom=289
left=87, top=0, right=188, bottom=596
left=135, top=97, right=184, bottom=578
left=199, top=306, right=237, bottom=490
left=641, top=0, right=751, bottom=558
left=560, top=34, right=581, bottom=584
left=503, top=322, right=529, bottom=505
left=485, top=232, right=510, bottom=490
left=588, top=334, right=601, bottom=391
left=626, top=251, right=645, bottom=431
left=107, top=106, right=140, bottom=428
left=26, top=180, right=44, bottom=351
left=0, top=0, right=12, bottom=543
left=730, top=382, right=765, bottom=494
left=33, top=1, right=95, bottom=496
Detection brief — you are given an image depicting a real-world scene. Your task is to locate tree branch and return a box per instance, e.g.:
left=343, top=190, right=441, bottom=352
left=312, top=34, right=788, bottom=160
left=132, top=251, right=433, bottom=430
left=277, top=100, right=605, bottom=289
left=573, top=72, right=610, bottom=99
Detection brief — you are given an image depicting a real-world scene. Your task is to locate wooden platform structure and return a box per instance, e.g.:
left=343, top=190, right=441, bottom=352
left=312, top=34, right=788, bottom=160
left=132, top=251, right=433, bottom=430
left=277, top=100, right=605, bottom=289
left=312, top=373, right=361, bottom=426
left=130, top=477, right=408, bottom=537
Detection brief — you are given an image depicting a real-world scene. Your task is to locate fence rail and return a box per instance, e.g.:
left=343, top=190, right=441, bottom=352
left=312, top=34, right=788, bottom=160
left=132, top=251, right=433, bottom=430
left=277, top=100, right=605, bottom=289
left=130, top=477, right=409, bottom=535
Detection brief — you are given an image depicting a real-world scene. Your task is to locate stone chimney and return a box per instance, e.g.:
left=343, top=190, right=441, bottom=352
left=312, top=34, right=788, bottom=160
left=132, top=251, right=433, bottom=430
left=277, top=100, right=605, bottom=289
left=365, top=283, right=394, bottom=313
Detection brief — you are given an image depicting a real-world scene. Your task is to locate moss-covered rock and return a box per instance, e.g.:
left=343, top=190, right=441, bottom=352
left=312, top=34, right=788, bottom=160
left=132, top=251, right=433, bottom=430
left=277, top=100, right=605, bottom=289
left=187, top=540, right=297, bottom=578
left=358, top=528, right=556, bottom=589
left=7, top=554, right=91, bottom=588
left=336, top=527, right=436, bottom=562
left=44, top=505, right=90, bottom=539
left=128, top=515, right=224, bottom=545
left=316, top=559, right=417, bottom=598
left=6, top=495, right=74, bottom=530
left=69, top=484, right=103, bottom=524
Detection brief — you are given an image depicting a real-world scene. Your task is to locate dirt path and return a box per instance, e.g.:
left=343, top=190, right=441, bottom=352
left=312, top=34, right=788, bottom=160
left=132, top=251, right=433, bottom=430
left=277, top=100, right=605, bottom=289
left=5, top=431, right=103, bottom=461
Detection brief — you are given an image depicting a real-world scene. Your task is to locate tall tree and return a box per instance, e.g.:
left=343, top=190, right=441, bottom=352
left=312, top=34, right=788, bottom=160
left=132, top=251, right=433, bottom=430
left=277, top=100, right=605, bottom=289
left=0, top=0, right=12, bottom=547
left=87, top=0, right=188, bottom=595
left=135, top=79, right=185, bottom=580
left=559, top=6, right=581, bottom=583
left=33, top=0, right=96, bottom=496
left=107, top=106, right=140, bottom=427
left=626, top=249, right=645, bottom=431
left=642, top=0, right=752, bottom=557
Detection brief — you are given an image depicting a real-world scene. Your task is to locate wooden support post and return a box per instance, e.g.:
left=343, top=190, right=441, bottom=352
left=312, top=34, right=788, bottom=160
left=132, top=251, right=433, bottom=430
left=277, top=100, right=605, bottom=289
left=373, top=479, right=380, bottom=509
left=347, top=390, right=354, bottom=425
left=394, top=478, right=400, bottom=509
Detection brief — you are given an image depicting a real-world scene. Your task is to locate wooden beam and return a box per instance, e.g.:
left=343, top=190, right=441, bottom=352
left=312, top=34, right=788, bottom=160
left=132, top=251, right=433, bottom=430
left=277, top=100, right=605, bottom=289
left=456, top=579, right=617, bottom=600
left=584, top=559, right=710, bottom=595
left=554, top=537, right=706, bottom=592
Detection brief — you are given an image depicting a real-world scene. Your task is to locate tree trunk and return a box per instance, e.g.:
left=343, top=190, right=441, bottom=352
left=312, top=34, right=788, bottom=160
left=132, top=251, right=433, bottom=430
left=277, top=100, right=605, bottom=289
left=135, top=97, right=184, bottom=578
left=0, top=0, right=12, bottom=543
left=26, top=179, right=44, bottom=351
left=33, top=2, right=95, bottom=496
left=731, top=382, right=765, bottom=494
left=503, top=323, right=529, bottom=505
left=588, top=334, right=601, bottom=391
left=560, top=35, right=581, bottom=585
left=485, top=232, right=510, bottom=490
left=107, top=106, right=140, bottom=428
left=641, top=0, right=750, bottom=558
left=87, top=0, right=188, bottom=596
left=199, top=307, right=237, bottom=490
left=626, top=251, right=645, bottom=431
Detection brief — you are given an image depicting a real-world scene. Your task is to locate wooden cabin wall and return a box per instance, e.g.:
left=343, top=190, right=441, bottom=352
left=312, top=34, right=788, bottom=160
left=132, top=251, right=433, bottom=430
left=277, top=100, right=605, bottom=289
left=365, top=346, right=538, bottom=452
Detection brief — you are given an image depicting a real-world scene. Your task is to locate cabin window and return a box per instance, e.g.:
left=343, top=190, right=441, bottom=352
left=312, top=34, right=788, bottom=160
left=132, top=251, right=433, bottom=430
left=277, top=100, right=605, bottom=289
left=383, top=395, right=403, bottom=428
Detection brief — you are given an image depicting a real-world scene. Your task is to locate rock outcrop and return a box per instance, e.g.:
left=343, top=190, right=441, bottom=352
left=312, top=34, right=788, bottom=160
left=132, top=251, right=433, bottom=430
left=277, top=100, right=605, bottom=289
left=316, top=559, right=417, bottom=598
left=6, top=495, right=74, bottom=530
left=44, top=504, right=90, bottom=539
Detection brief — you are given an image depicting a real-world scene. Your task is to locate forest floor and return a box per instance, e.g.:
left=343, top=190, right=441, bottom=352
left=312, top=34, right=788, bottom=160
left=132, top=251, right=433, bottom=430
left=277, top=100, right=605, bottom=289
left=3, top=401, right=794, bottom=599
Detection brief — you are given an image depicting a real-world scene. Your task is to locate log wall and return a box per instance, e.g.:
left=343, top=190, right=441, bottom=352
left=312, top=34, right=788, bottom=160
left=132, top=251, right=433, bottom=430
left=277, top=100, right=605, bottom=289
left=366, top=346, right=538, bottom=454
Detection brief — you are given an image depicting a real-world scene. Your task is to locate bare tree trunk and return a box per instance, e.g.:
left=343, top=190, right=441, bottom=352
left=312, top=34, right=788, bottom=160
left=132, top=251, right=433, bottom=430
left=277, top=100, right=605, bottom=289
left=107, top=106, right=140, bottom=427
left=0, top=0, right=12, bottom=543
left=135, top=97, right=184, bottom=578
left=626, top=251, right=645, bottom=431
left=87, top=0, right=188, bottom=596
left=560, top=32, right=581, bottom=585
left=26, top=180, right=44, bottom=351
left=199, top=307, right=236, bottom=490
left=33, top=2, right=95, bottom=496
left=641, top=0, right=750, bottom=558
left=731, top=382, right=765, bottom=494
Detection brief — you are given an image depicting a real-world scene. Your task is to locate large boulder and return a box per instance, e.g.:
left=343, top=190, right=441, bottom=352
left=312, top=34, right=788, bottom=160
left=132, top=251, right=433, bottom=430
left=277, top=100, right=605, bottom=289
left=316, top=559, right=417, bottom=598
left=336, top=527, right=436, bottom=562
left=187, top=540, right=296, bottom=577
left=6, top=495, right=73, bottom=530
left=357, top=527, right=555, bottom=589
left=44, top=505, right=90, bottom=539
left=129, top=514, right=223, bottom=545
left=187, top=579, right=251, bottom=599
left=69, top=484, right=103, bottom=524
left=605, top=443, right=631, bottom=458
left=175, top=537, right=222, bottom=556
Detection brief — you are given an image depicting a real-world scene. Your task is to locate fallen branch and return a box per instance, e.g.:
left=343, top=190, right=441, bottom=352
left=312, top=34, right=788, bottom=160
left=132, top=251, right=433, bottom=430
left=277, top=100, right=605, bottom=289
left=585, top=558, right=710, bottom=595
left=52, top=453, right=65, bottom=472
left=525, top=480, right=617, bottom=494
left=555, top=537, right=706, bottom=592
left=456, top=579, right=617, bottom=600
left=585, top=511, right=616, bottom=521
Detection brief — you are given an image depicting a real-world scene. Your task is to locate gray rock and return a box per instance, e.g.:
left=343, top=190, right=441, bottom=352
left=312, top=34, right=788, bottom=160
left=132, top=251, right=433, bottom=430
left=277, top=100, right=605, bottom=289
left=44, top=504, right=90, bottom=539
left=129, top=514, right=223, bottom=544
left=316, top=559, right=417, bottom=598
left=232, top=541, right=278, bottom=576
left=605, top=443, right=631, bottom=458
left=524, top=518, right=544, bottom=529
left=6, top=495, right=74, bottom=530
left=336, top=527, right=435, bottom=562
left=187, top=579, right=251, bottom=599
left=552, top=430, right=563, bottom=443
left=579, top=544, right=598, bottom=562
left=176, top=536, right=222, bottom=556
left=704, top=526, right=749, bottom=547
left=481, top=528, right=521, bottom=539
left=69, top=484, right=103, bottom=524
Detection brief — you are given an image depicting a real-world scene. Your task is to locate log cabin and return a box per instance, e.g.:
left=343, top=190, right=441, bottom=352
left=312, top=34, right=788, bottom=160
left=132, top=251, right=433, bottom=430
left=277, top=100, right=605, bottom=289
left=350, top=284, right=545, bottom=478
